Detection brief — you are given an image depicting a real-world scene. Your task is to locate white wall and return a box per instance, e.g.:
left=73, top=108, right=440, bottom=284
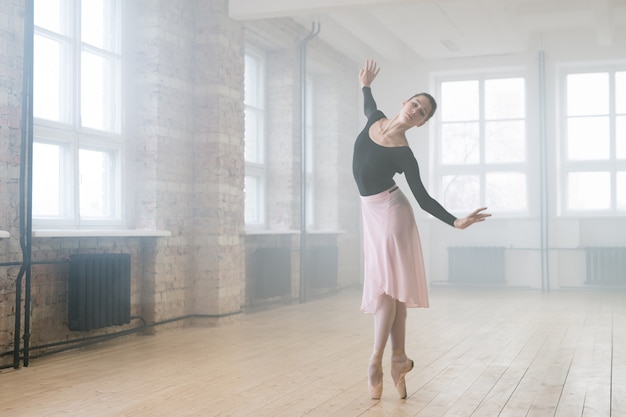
left=363, top=30, right=626, bottom=289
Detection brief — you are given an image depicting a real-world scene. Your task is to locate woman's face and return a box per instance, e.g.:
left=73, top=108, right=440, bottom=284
left=401, top=95, right=432, bottom=127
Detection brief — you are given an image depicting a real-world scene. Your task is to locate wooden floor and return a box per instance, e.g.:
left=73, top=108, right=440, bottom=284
left=1, top=286, right=626, bottom=417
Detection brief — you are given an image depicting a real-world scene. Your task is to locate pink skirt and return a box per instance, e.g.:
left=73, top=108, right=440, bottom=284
left=360, top=186, right=429, bottom=313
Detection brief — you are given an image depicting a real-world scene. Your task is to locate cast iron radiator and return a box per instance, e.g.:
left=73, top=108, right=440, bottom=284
left=248, top=247, right=291, bottom=299
left=448, top=246, right=506, bottom=284
left=585, top=247, right=626, bottom=285
left=68, top=253, right=131, bottom=331
left=305, top=246, right=338, bottom=289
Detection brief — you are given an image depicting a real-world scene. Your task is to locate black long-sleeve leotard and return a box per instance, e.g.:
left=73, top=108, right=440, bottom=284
left=352, top=87, right=457, bottom=227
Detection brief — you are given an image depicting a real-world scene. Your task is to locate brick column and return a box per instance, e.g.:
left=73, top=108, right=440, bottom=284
left=0, top=0, right=24, bottom=354
left=192, top=0, right=245, bottom=316
left=126, top=0, right=197, bottom=323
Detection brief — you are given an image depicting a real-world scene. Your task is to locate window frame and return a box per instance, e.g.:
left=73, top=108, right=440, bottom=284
left=32, top=0, right=124, bottom=229
left=432, top=71, right=529, bottom=216
left=558, top=65, right=626, bottom=216
left=244, top=46, right=267, bottom=228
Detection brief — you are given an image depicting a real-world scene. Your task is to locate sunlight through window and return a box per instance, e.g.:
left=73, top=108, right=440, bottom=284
left=437, top=76, right=527, bottom=214
left=563, top=69, right=624, bottom=214
left=33, top=0, right=122, bottom=227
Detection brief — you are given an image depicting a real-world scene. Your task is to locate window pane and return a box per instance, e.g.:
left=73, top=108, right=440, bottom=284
left=244, top=55, right=261, bottom=107
left=441, top=122, right=479, bottom=164
left=567, top=73, right=609, bottom=116
left=34, top=35, right=66, bottom=122
left=34, top=0, right=63, bottom=34
left=486, top=172, right=526, bottom=210
left=440, top=81, right=479, bottom=121
left=618, top=172, right=626, bottom=210
left=568, top=172, right=610, bottom=210
left=244, top=109, right=262, bottom=163
left=79, top=148, right=115, bottom=218
left=81, top=52, right=121, bottom=132
left=441, top=175, right=479, bottom=211
left=485, top=121, right=525, bottom=163
left=244, top=175, right=262, bottom=224
left=244, top=51, right=266, bottom=227
left=485, top=78, right=525, bottom=119
left=33, top=142, right=62, bottom=216
left=567, top=117, right=609, bottom=160
left=81, top=0, right=105, bottom=49
left=617, top=72, right=626, bottom=114
left=617, top=115, right=626, bottom=160
left=81, top=0, right=120, bottom=52
left=33, top=0, right=123, bottom=226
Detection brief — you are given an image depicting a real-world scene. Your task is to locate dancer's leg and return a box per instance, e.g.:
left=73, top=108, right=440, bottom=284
left=390, top=299, right=407, bottom=360
left=373, top=293, right=396, bottom=354
left=389, top=299, right=413, bottom=399
left=368, top=293, right=396, bottom=398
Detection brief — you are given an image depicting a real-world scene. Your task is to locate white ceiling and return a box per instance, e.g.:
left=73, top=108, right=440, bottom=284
left=229, top=0, right=626, bottom=64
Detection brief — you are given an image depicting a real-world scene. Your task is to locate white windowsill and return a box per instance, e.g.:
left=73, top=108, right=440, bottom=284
left=243, top=229, right=345, bottom=235
left=307, top=230, right=346, bottom=235
left=0, top=230, right=9, bottom=239
left=32, top=229, right=172, bottom=238
left=244, top=229, right=300, bottom=235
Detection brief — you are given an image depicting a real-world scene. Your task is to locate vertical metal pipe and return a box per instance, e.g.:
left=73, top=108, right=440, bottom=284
left=16, top=0, right=35, bottom=368
left=538, top=50, right=550, bottom=292
left=298, top=22, right=320, bottom=303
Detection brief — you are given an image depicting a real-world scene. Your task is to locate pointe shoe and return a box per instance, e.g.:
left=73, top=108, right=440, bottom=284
left=391, top=357, right=414, bottom=399
left=368, top=362, right=383, bottom=399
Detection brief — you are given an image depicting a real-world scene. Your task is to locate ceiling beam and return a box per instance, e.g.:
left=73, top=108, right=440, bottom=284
left=595, top=0, right=613, bottom=46
left=292, top=15, right=379, bottom=65
left=229, top=0, right=422, bottom=20
left=327, top=10, right=416, bottom=64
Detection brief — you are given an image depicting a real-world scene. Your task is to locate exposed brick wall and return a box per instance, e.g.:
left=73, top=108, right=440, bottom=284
left=306, top=41, right=362, bottom=291
left=0, top=0, right=362, bottom=367
left=191, top=0, right=245, bottom=316
left=312, top=71, right=363, bottom=289
left=126, top=0, right=245, bottom=320
left=126, top=0, right=198, bottom=326
left=26, top=238, right=146, bottom=344
left=0, top=0, right=25, bottom=360
left=241, top=19, right=363, bottom=300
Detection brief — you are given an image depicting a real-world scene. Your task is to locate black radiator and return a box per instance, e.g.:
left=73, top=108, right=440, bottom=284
left=585, top=247, right=626, bottom=285
left=305, top=246, right=338, bottom=289
left=248, top=247, right=291, bottom=300
left=448, top=246, right=506, bottom=284
left=68, top=254, right=131, bottom=331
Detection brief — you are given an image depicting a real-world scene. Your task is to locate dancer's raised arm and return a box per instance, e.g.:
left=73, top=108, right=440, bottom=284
left=359, top=59, right=380, bottom=87
left=360, top=60, right=381, bottom=118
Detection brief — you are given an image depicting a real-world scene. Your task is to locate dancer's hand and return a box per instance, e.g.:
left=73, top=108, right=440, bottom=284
left=360, top=59, right=380, bottom=87
left=453, top=207, right=491, bottom=229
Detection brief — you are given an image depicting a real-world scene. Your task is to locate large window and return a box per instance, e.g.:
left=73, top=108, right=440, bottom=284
left=244, top=49, right=266, bottom=226
left=434, top=75, right=527, bottom=214
left=33, top=0, right=123, bottom=227
left=561, top=69, right=626, bottom=214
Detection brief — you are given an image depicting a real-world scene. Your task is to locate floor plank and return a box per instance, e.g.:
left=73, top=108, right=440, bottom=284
left=1, top=287, right=626, bottom=417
